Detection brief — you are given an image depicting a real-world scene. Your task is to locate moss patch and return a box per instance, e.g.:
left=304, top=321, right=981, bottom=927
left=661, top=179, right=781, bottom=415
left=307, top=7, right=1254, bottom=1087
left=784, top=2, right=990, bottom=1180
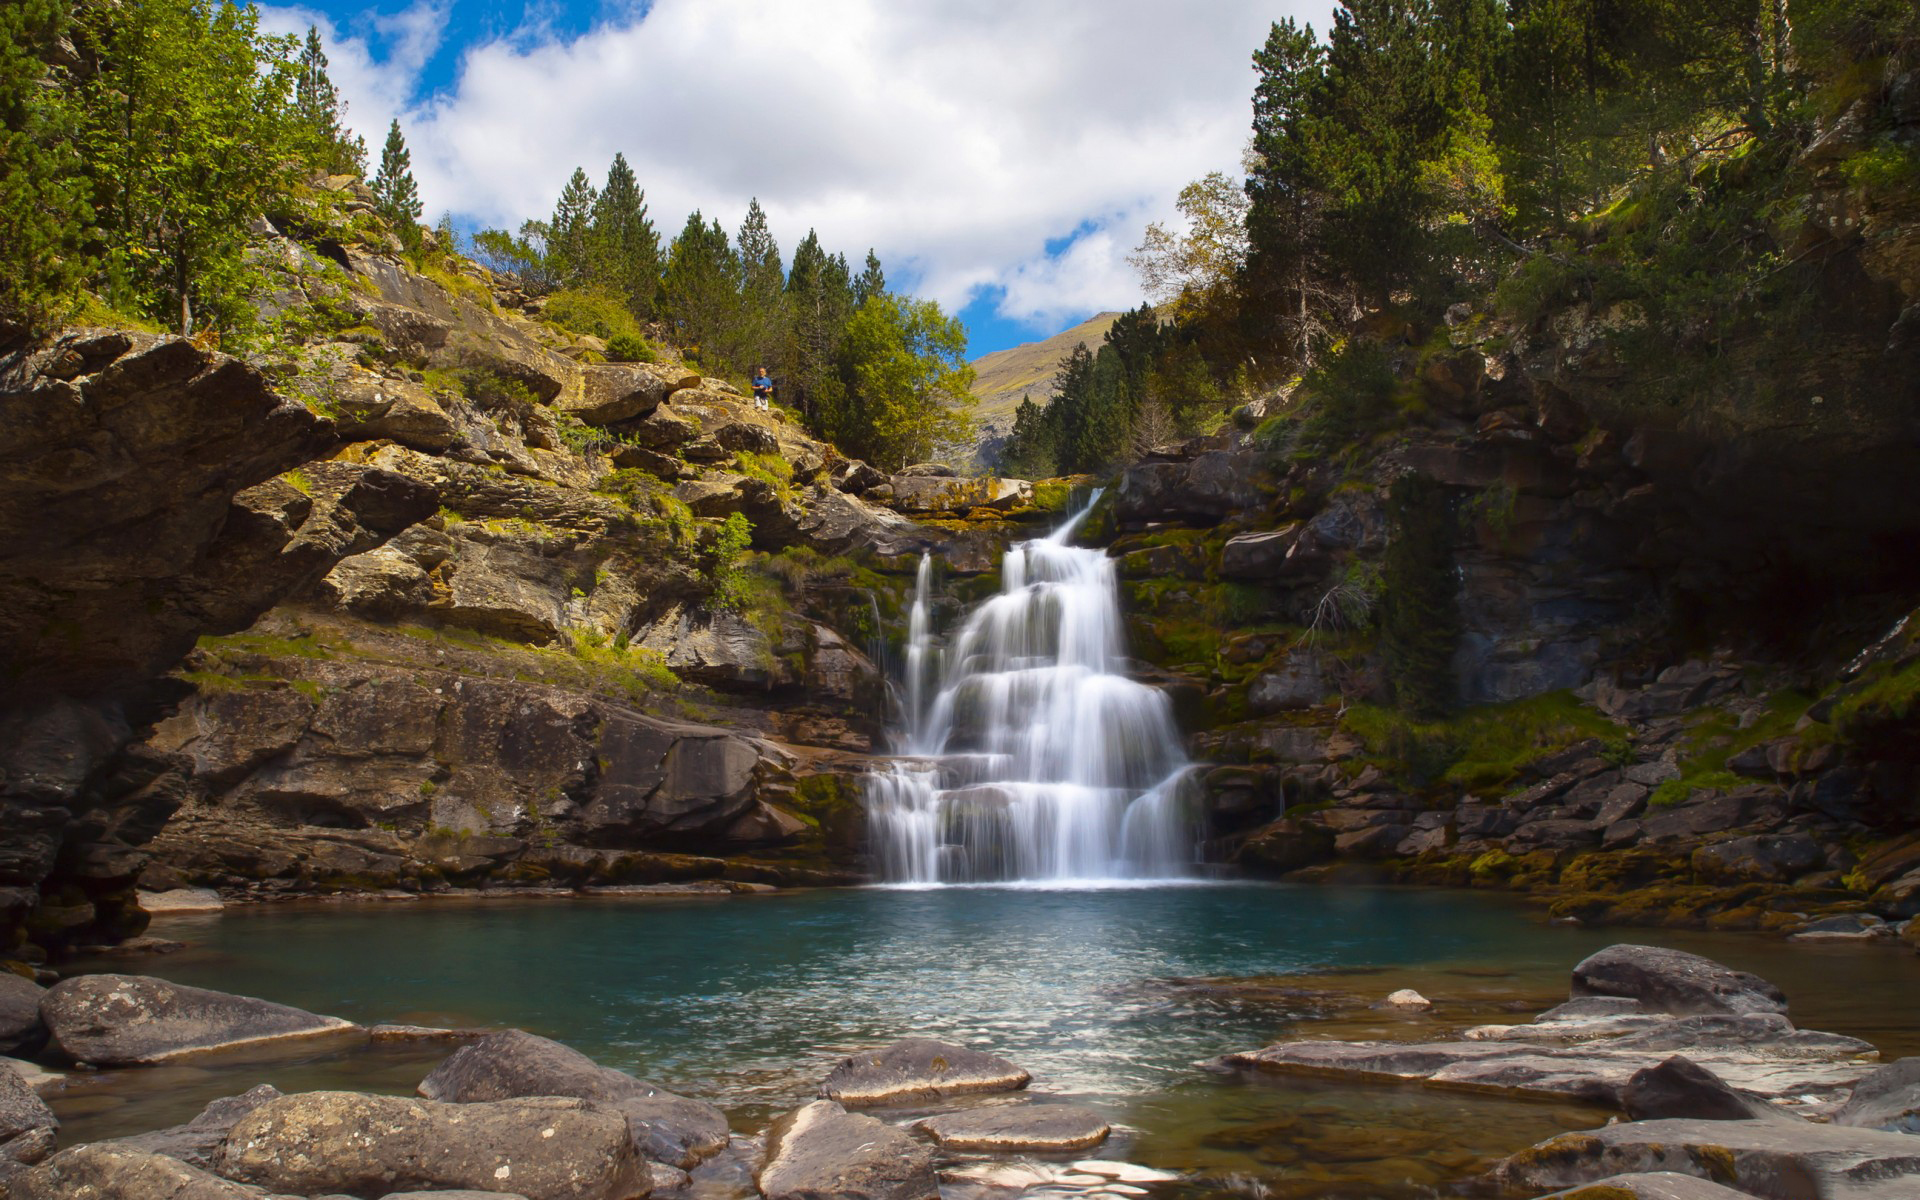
left=1342, top=691, right=1628, bottom=794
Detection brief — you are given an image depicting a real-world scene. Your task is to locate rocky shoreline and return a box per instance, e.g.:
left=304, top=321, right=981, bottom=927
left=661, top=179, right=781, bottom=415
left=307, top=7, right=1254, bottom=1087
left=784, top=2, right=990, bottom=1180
left=3, top=941, right=1918, bottom=1199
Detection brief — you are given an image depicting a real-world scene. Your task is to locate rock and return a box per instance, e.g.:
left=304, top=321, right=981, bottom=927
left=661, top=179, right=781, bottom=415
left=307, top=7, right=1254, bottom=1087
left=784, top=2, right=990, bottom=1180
left=1220, top=527, right=1301, bottom=581
left=216, top=1090, right=649, bottom=1200
left=1835, top=1057, right=1920, bottom=1133
left=758, top=1099, right=937, bottom=1200
left=1530, top=1173, right=1778, bottom=1199
left=1248, top=652, right=1326, bottom=713
left=1690, top=835, right=1823, bottom=884
left=885, top=474, right=1031, bottom=514
left=819, top=1037, right=1031, bottom=1106
left=418, top=1028, right=728, bottom=1168
left=559, top=363, right=698, bottom=425
left=0, top=1061, right=55, bottom=1165
left=1622, top=1055, right=1789, bottom=1123
left=0, top=974, right=44, bottom=1056
left=385, top=1193, right=532, bottom=1200
left=136, top=887, right=224, bottom=913
left=1570, top=945, right=1788, bottom=1017
left=5, top=1143, right=257, bottom=1199
left=1491, top=1118, right=1920, bottom=1199
left=40, top=973, right=359, bottom=1065
left=1789, top=914, right=1889, bottom=942
left=1383, top=988, right=1433, bottom=1010
left=112, top=1083, right=282, bottom=1168
left=918, top=1103, right=1111, bottom=1152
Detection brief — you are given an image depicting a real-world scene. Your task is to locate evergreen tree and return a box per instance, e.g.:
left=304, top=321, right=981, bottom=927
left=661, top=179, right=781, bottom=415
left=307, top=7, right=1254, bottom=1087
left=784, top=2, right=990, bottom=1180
left=659, top=210, right=742, bottom=372
left=586, top=152, right=660, bottom=316
left=547, top=166, right=597, bottom=287
left=735, top=197, right=787, bottom=373
left=0, top=0, right=90, bottom=333
left=854, top=249, right=887, bottom=307
left=295, top=26, right=365, bottom=176
left=75, top=0, right=306, bottom=335
left=783, top=228, right=854, bottom=431
left=371, top=119, right=423, bottom=242
left=1245, top=17, right=1332, bottom=363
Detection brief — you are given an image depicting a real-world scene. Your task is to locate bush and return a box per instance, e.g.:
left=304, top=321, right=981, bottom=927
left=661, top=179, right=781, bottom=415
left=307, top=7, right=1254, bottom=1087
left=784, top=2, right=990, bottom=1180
left=604, top=333, right=656, bottom=363
left=543, top=287, right=643, bottom=341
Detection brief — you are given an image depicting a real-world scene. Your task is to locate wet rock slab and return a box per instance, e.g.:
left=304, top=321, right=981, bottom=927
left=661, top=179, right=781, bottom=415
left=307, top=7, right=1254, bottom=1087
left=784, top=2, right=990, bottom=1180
left=1570, top=944, right=1787, bottom=1017
left=418, top=1027, right=728, bottom=1167
left=216, top=1089, right=647, bottom=1200
left=919, top=1102, right=1111, bottom=1152
left=1493, top=1117, right=1920, bottom=1199
left=1531, top=1173, right=1771, bottom=1199
left=759, top=1099, right=937, bottom=1200
left=110, top=1083, right=282, bottom=1169
left=41, top=973, right=359, bottom=1064
left=5, top=1143, right=258, bottom=1199
left=819, top=1037, right=1031, bottom=1106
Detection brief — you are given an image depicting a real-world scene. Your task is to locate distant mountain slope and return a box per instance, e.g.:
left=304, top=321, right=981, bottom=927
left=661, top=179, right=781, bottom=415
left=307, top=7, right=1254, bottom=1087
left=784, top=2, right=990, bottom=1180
left=967, top=311, right=1122, bottom=443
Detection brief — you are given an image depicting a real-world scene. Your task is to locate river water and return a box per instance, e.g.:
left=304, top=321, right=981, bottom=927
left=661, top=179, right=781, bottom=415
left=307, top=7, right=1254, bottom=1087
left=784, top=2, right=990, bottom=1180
left=63, top=885, right=1920, bottom=1198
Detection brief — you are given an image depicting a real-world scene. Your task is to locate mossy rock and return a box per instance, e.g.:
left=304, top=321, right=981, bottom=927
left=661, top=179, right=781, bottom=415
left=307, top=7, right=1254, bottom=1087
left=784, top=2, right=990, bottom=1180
left=1558, top=848, right=1686, bottom=891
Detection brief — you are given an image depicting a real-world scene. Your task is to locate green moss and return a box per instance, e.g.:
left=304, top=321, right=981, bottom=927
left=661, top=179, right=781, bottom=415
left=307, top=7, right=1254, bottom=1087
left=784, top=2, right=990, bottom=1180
left=1648, top=690, right=1815, bottom=807
left=1343, top=690, right=1629, bottom=794
left=734, top=450, right=796, bottom=502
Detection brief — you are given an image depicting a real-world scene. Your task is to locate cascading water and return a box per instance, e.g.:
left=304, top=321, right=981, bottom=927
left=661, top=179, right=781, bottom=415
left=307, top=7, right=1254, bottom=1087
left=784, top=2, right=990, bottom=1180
left=866, top=497, right=1199, bottom=884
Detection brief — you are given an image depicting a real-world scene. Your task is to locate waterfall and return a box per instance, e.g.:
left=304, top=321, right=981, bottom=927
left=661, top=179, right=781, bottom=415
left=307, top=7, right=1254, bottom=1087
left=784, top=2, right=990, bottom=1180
left=866, top=497, right=1199, bottom=884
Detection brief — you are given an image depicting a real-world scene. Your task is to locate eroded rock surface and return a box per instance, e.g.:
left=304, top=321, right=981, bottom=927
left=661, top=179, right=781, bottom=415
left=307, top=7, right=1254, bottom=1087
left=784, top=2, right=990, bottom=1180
left=918, top=1103, right=1111, bottom=1152
left=5, top=1143, right=256, bottom=1200
left=818, top=1038, right=1032, bottom=1106
left=758, top=1099, right=937, bottom=1200
left=41, top=974, right=358, bottom=1064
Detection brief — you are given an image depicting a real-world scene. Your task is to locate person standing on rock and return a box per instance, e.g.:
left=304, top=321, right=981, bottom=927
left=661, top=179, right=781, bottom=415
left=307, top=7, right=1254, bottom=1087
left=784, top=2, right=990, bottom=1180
left=752, top=366, right=773, bottom=411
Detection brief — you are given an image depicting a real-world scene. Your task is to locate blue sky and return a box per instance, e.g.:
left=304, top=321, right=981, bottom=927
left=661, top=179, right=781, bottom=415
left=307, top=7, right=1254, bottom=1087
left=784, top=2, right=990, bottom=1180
left=263, top=0, right=1324, bottom=357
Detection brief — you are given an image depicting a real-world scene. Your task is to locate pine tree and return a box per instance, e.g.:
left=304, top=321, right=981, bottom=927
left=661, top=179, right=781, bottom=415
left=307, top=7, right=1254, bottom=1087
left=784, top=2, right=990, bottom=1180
left=371, top=119, right=423, bottom=241
left=854, top=249, right=887, bottom=307
left=295, top=26, right=364, bottom=176
left=783, top=230, right=856, bottom=433
left=659, top=211, right=742, bottom=372
left=586, top=152, right=660, bottom=315
left=547, top=166, right=597, bottom=287
left=1245, top=17, right=1332, bottom=363
left=0, top=0, right=90, bottom=332
left=735, top=198, right=787, bottom=373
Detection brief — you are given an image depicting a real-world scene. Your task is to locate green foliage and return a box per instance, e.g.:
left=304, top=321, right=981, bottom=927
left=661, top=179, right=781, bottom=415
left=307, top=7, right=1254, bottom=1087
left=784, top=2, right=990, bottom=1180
left=997, top=303, right=1174, bottom=475
left=704, top=512, right=756, bottom=613
left=1289, top=339, right=1401, bottom=462
left=1646, top=692, right=1814, bottom=807
left=661, top=210, right=743, bottom=373
left=604, top=333, right=656, bottom=362
left=1344, top=690, right=1629, bottom=792
left=829, top=292, right=976, bottom=470
left=0, top=0, right=90, bottom=332
left=569, top=628, right=679, bottom=697
left=1379, top=473, right=1459, bottom=718
left=293, top=26, right=365, bottom=176
left=544, top=287, right=644, bottom=341
left=547, top=167, right=598, bottom=287
left=585, top=152, right=661, bottom=318
left=371, top=119, right=422, bottom=247
left=733, top=450, right=796, bottom=502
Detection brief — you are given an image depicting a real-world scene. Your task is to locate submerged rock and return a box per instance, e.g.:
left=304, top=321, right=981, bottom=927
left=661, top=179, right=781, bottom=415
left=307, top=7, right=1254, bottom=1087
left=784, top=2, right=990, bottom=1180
left=818, top=1037, right=1031, bottom=1106
left=1570, top=944, right=1789, bottom=1017
left=216, top=1090, right=648, bottom=1200
left=758, top=1099, right=936, bottom=1200
left=418, top=1028, right=728, bottom=1167
left=40, top=973, right=359, bottom=1064
left=1492, top=1117, right=1920, bottom=1198
left=918, top=1103, right=1111, bottom=1151
left=111, top=1083, right=282, bottom=1168
left=5, top=1143, right=255, bottom=1199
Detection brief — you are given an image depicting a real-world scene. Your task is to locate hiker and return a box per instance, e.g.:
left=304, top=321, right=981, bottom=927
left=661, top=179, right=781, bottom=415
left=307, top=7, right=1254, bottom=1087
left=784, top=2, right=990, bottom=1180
left=751, top=366, right=773, bottom=410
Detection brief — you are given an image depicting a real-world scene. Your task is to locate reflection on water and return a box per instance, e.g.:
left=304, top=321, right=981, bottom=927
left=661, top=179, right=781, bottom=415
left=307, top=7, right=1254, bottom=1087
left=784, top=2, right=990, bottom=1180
left=54, top=884, right=1920, bottom=1198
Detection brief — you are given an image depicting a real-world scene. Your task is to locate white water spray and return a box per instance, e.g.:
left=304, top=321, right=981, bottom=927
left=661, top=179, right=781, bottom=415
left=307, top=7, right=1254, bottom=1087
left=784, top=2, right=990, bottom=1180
left=866, top=498, right=1198, bottom=883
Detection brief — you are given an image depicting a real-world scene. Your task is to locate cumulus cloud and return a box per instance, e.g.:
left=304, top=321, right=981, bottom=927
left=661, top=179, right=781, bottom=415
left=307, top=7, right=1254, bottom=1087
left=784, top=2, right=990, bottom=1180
left=261, top=0, right=1327, bottom=335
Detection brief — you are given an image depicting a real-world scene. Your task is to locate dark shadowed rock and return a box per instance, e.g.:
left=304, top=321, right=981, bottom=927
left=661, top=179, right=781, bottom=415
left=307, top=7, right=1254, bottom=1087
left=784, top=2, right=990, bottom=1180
left=216, top=1090, right=648, bottom=1200
left=818, top=1038, right=1031, bottom=1106
left=918, top=1103, right=1111, bottom=1152
left=418, top=1028, right=728, bottom=1168
left=1623, top=1056, right=1789, bottom=1122
left=0, top=1062, right=55, bottom=1166
left=5, top=1143, right=256, bottom=1199
left=1836, top=1057, right=1920, bottom=1133
left=0, top=974, right=45, bottom=1056
left=1571, top=945, right=1788, bottom=1017
left=758, top=1100, right=937, bottom=1200
left=1492, top=1117, right=1920, bottom=1199
left=111, top=1083, right=281, bottom=1168
left=41, top=974, right=358, bottom=1064
left=1691, top=834, right=1824, bottom=884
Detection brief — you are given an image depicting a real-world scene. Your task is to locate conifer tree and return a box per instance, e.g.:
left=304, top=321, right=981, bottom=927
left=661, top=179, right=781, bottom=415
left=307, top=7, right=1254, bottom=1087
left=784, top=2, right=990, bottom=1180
left=736, top=198, right=787, bottom=372
left=0, top=0, right=90, bottom=332
left=587, top=152, right=660, bottom=315
left=371, top=119, right=423, bottom=242
left=782, top=229, right=856, bottom=430
left=295, top=26, right=365, bottom=176
left=854, top=249, right=887, bottom=307
left=659, top=211, right=742, bottom=371
left=547, top=166, right=597, bottom=287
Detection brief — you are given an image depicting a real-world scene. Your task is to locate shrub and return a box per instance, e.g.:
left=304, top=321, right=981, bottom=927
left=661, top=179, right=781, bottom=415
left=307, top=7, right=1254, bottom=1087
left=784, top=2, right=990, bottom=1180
left=604, top=333, right=656, bottom=363
left=543, top=287, right=642, bottom=341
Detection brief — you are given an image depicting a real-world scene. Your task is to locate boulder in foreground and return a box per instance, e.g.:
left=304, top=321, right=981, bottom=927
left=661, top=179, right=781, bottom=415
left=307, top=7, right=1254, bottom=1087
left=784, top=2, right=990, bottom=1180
left=1571, top=944, right=1788, bottom=1017
left=1532, top=1172, right=1774, bottom=1199
left=918, top=1103, right=1111, bottom=1151
left=216, top=1090, right=648, bottom=1200
left=0, top=1061, right=55, bottom=1166
left=758, top=1099, right=936, bottom=1200
left=818, top=1038, right=1030, bottom=1106
left=1622, top=1055, right=1791, bottom=1123
left=0, top=975, right=46, bottom=1057
left=1835, top=1056, right=1920, bottom=1133
left=418, top=1028, right=727, bottom=1167
left=41, top=974, right=358, bottom=1064
left=111, top=1083, right=281, bottom=1168
left=6, top=1143, right=257, bottom=1199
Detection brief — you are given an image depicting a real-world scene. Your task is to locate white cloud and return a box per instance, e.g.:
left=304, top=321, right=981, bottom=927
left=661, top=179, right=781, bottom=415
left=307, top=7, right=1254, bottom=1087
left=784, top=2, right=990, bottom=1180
left=261, top=0, right=1329, bottom=337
